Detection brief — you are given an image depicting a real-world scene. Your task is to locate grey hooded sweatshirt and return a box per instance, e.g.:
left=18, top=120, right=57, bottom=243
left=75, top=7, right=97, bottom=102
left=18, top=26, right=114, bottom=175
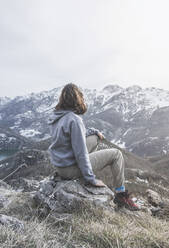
left=48, top=110, right=96, bottom=184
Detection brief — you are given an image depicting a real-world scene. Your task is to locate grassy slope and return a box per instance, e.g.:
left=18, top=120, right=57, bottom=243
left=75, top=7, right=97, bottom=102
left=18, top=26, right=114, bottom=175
left=1, top=201, right=169, bottom=248
left=1, top=139, right=169, bottom=247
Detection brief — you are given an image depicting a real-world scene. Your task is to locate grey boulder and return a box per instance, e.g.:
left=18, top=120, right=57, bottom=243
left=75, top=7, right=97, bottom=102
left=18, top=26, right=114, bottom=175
left=0, top=214, right=24, bottom=231
left=34, top=177, right=114, bottom=213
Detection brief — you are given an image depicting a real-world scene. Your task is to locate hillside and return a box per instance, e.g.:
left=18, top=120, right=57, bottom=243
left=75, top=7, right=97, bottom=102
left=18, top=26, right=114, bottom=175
left=0, top=139, right=169, bottom=247
left=148, top=153, right=169, bottom=177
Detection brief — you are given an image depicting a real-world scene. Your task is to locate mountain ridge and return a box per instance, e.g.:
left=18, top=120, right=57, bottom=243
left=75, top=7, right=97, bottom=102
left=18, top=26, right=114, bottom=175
left=1, top=84, right=169, bottom=157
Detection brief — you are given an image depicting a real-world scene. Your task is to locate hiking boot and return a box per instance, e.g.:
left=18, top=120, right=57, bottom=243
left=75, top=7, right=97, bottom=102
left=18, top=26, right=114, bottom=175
left=114, top=190, right=139, bottom=211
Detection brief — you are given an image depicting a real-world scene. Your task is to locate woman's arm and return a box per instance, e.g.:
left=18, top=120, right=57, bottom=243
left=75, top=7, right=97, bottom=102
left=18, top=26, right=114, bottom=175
left=86, top=127, right=104, bottom=140
left=71, top=117, right=106, bottom=187
left=71, top=119, right=97, bottom=184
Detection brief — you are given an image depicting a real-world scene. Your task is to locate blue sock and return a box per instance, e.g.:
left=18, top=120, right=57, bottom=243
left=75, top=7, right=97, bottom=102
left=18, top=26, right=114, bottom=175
left=115, top=185, right=125, bottom=193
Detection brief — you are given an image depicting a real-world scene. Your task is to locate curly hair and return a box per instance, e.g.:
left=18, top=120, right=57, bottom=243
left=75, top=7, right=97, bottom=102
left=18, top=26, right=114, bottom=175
left=55, top=83, right=87, bottom=115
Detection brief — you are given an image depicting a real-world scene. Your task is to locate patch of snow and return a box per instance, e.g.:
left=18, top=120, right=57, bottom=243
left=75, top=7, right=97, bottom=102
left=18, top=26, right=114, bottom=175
left=36, top=104, right=56, bottom=113
left=15, top=111, right=33, bottom=119
left=10, top=126, right=18, bottom=130
left=125, top=180, right=132, bottom=184
left=0, top=134, right=6, bottom=138
left=162, top=150, right=167, bottom=154
left=41, top=133, right=51, bottom=140
left=19, top=129, right=41, bottom=138
left=116, top=141, right=126, bottom=148
left=149, top=137, right=158, bottom=141
left=111, top=138, right=126, bottom=148
left=123, top=128, right=132, bottom=137
left=0, top=162, right=9, bottom=168
left=8, top=137, right=16, bottom=142
left=136, top=177, right=148, bottom=184
left=14, top=119, right=21, bottom=126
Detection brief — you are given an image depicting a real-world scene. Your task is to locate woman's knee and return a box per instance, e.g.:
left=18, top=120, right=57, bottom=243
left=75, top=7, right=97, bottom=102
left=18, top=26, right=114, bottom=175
left=117, top=149, right=123, bottom=157
left=111, top=148, right=123, bottom=160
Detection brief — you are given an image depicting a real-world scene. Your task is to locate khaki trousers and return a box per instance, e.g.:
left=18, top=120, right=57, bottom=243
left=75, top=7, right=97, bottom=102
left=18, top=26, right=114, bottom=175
left=57, top=135, right=125, bottom=188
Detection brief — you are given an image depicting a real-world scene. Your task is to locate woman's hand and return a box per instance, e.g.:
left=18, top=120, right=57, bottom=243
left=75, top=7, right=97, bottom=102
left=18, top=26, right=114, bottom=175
left=97, top=132, right=104, bottom=140
left=91, top=179, right=106, bottom=187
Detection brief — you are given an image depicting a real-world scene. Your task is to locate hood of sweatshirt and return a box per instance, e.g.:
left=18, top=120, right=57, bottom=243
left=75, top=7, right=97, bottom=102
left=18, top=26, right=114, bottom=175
left=48, top=110, right=72, bottom=125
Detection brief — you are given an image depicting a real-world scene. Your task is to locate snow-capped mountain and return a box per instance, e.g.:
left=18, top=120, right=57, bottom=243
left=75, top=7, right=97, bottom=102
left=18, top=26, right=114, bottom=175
left=1, top=84, right=169, bottom=157
left=0, top=96, right=11, bottom=106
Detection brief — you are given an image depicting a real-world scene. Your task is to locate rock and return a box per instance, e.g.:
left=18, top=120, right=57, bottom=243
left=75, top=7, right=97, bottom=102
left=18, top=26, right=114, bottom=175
left=9, top=178, right=40, bottom=192
left=0, top=214, right=24, bottom=231
left=150, top=206, right=162, bottom=216
left=0, top=186, right=17, bottom=209
left=0, top=179, right=11, bottom=189
left=146, top=189, right=163, bottom=207
left=150, top=199, right=169, bottom=220
left=34, top=177, right=114, bottom=214
left=0, top=183, right=36, bottom=221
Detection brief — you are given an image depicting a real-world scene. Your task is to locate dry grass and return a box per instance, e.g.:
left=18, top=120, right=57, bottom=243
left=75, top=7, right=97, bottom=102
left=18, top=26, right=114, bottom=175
left=70, top=208, right=169, bottom=248
left=0, top=219, right=64, bottom=248
left=1, top=200, right=169, bottom=248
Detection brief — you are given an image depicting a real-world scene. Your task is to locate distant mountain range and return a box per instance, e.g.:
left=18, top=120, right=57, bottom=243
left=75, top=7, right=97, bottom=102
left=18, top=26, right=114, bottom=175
left=1, top=84, right=169, bottom=157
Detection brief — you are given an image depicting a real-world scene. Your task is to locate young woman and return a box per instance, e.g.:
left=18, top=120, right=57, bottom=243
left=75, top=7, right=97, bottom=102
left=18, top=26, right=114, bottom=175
left=48, top=83, right=139, bottom=210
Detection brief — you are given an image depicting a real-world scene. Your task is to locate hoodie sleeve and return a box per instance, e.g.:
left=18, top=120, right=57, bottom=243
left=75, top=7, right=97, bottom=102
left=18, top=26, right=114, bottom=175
left=86, top=127, right=100, bottom=137
left=70, top=118, right=96, bottom=184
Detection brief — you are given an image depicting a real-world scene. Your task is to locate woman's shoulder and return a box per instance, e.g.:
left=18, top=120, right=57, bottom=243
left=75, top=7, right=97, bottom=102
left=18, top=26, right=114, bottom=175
left=68, top=112, right=83, bottom=123
left=63, top=112, right=84, bottom=128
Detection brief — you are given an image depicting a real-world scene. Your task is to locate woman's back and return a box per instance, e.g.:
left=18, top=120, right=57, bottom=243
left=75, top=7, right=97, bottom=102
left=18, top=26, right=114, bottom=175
left=48, top=110, right=86, bottom=167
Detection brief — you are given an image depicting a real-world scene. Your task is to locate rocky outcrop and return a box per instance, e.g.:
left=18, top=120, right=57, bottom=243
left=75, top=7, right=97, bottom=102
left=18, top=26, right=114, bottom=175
left=34, top=176, right=115, bottom=214
left=8, top=178, right=40, bottom=192
left=0, top=181, right=14, bottom=209
left=0, top=214, right=24, bottom=231
left=146, top=189, right=163, bottom=207
left=1, top=169, right=169, bottom=225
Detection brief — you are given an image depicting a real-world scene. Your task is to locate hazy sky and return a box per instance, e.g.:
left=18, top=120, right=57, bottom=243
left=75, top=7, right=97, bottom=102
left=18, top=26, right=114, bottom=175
left=1, top=0, right=169, bottom=97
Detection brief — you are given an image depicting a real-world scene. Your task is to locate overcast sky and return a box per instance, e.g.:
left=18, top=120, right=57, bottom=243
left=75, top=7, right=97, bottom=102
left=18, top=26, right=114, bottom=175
left=1, top=0, right=169, bottom=97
